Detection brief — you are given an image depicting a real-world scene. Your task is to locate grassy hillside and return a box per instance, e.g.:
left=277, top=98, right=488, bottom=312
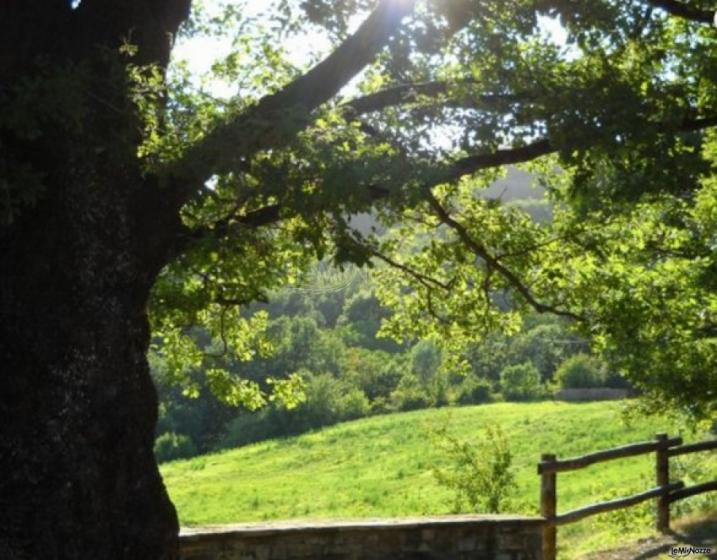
left=161, top=401, right=716, bottom=558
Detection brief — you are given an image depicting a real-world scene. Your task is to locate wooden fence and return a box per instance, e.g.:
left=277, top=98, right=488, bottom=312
left=537, top=433, right=717, bottom=560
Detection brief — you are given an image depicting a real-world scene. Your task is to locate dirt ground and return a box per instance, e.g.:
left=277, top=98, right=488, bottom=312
left=580, top=516, right=716, bottom=560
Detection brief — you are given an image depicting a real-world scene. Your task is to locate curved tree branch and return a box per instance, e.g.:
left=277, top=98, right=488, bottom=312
left=439, top=114, right=717, bottom=184
left=446, top=139, right=555, bottom=182
left=344, top=80, right=529, bottom=115
left=368, top=246, right=453, bottom=291
left=184, top=110, right=717, bottom=323
left=190, top=113, right=717, bottom=247
left=424, top=191, right=585, bottom=321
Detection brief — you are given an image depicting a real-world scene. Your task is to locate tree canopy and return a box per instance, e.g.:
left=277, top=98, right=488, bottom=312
left=5, top=2, right=716, bottom=415
left=126, top=0, right=717, bottom=419
left=4, top=1, right=717, bottom=557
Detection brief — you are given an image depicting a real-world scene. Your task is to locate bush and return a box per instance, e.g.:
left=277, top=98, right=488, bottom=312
left=219, top=410, right=281, bottom=448
left=390, top=374, right=433, bottom=411
left=456, top=376, right=494, bottom=405
left=411, top=340, right=442, bottom=385
left=220, top=374, right=373, bottom=449
left=499, top=362, right=543, bottom=401
left=554, top=353, right=607, bottom=389
left=338, top=388, right=371, bottom=420
left=154, top=432, right=198, bottom=463
left=507, top=323, right=571, bottom=382
left=295, top=372, right=344, bottom=428
left=432, top=424, right=515, bottom=513
left=341, top=348, right=404, bottom=401
left=389, top=340, right=450, bottom=409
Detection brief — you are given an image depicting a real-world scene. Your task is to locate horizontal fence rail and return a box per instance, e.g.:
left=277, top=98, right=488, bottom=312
left=668, top=479, right=717, bottom=503
left=538, top=433, right=717, bottom=560
left=668, top=438, right=717, bottom=457
left=538, top=437, right=682, bottom=474
left=554, top=482, right=684, bottom=526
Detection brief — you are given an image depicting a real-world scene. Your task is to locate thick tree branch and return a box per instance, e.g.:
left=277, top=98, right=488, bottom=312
left=234, top=205, right=282, bottom=229
left=439, top=114, right=717, bottom=183
left=187, top=110, right=717, bottom=323
left=678, top=115, right=717, bottom=131
left=188, top=113, right=717, bottom=249
left=171, top=0, right=417, bottom=187
left=189, top=184, right=389, bottom=243
left=188, top=204, right=282, bottom=243
left=446, top=139, right=555, bottom=182
left=647, top=0, right=715, bottom=24
left=344, top=80, right=528, bottom=115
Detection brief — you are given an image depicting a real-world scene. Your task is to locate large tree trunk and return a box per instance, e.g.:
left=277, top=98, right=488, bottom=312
left=0, top=3, right=193, bottom=558
left=0, top=168, right=184, bottom=559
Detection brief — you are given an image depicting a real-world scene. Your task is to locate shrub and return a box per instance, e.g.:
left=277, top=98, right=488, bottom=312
left=369, top=395, right=391, bottom=414
left=341, top=348, right=404, bottom=401
left=154, top=432, right=198, bottom=463
left=296, top=372, right=344, bottom=428
left=219, top=410, right=280, bottom=448
left=554, top=353, right=607, bottom=389
left=671, top=454, right=717, bottom=518
left=390, top=374, right=433, bottom=411
left=499, top=362, right=543, bottom=401
left=338, top=388, right=371, bottom=420
left=456, top=376, right=494, bottom=405
left=411, top=340, right=442, bottom=385
left=220, top=374, right=373, bottom=449
left=432, top=424, right=515, bottom=513
left=507, top=323, right=571, bottom=382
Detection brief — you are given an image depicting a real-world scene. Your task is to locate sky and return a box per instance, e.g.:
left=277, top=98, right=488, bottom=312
left=172, top=0, right=334, bottom=96
left=172, top=0, right=568, bottom=99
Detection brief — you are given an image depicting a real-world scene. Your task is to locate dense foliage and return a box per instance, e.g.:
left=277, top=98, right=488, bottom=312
left=152, top=259, right=618, bottom=460
left=144, top=0, right=717, bottom=425
left=554, top=353, right=608, bottom=389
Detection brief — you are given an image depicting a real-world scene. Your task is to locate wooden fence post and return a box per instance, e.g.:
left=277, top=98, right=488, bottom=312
left=540, top=453, right=557, bottom=560
left=655, top=433, right=670, bottom=533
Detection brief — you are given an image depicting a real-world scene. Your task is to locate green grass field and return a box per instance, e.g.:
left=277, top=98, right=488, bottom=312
left=161, top=401, right=716, bottom=558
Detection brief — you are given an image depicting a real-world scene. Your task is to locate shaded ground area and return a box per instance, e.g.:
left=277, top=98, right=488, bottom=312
left=581, top=516, right=716, bottom=559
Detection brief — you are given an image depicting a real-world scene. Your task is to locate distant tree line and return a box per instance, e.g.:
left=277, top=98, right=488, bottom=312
left=152, top=271, right=628, bottom=463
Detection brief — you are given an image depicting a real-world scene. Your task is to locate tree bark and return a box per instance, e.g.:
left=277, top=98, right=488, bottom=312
left=0, top=2, right=192, bottom=558
left=0, top=159, right=186, bottom=560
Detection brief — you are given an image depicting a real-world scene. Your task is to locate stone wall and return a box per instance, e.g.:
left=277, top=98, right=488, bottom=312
left=179, top=515, right=544, bottom=560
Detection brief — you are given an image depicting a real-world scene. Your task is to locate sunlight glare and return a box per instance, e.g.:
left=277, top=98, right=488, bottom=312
left=537, top=15, right=568, bottom=47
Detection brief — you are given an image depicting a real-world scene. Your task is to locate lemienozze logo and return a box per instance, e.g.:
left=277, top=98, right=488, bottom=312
left=668, top=545, right=715, bottom=558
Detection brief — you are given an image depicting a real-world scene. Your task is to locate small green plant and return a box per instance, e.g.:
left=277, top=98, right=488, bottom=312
left=591, top=479, right=653, bottom=534
left=671, top=454, right=717, bottom=518
left=188, top=458, right=206, bottom=471
left=431, top=422, right=515, bottom=513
